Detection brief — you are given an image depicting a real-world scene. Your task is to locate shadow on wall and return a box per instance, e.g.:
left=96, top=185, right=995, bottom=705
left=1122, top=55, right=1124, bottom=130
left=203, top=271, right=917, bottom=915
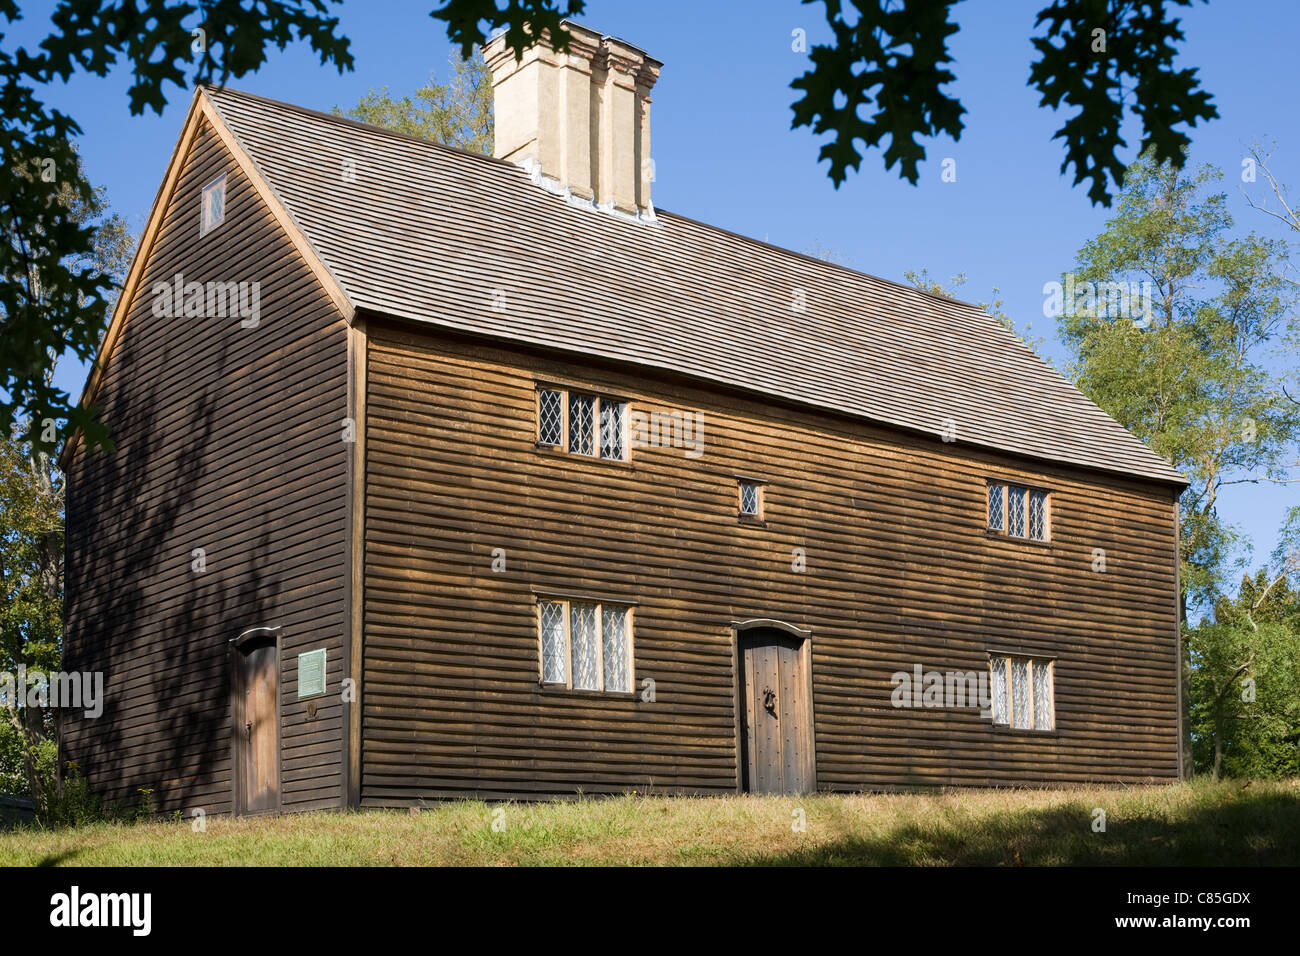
left=63, top=328, right=280, bottom=816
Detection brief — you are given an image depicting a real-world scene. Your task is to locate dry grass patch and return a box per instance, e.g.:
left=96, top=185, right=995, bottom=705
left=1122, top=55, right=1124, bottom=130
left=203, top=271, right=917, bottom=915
left=2, top=778, right=1296, bottom=866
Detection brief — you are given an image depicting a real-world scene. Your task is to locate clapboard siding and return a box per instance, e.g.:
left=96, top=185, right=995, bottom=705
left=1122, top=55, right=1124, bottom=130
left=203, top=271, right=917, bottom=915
left=62, top=118, right=350, bottom=815
left=360, top=320, right=1180, bottom=802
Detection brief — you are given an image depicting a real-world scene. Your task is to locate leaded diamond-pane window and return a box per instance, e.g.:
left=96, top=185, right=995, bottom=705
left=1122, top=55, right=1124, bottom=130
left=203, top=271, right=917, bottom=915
left=601, top=606, right=630, bottom=692
left=1028, top=489, right=1048, bottom=541
left=990, top=656, right=1009, bottom=725
left=989, top=654, right=1053, bottom=730
left=1007, top=485, right=1026, bottom=537
left=569, top=394, right=595, bottom=456
left=538, top=388, right=563, bottom=446
left=535, top=385, right=637, bottom=463
left=988, top=481, right=1049, bottom=542
left=539, top=601, right=566, bottom=684
left=538, top=597, right=633, bottom=693
left=739, top=479, right=761, bottom=517
left=570, top=602, right=599, bottom=690
left=1033, top=660, right=1054, bottom=730
left=600, top=400, right=625, bottom=460
left=1011, top=657, right=1031, bottom=729
left=987, top=483, right=1005, bottom=531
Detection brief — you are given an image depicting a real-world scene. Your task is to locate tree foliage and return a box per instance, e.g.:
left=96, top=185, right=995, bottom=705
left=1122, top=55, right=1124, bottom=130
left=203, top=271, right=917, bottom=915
left=904, top=267, right=1046, bottom=354
left=1, top=0, right=354, bottom=455
left=433, top=0, right=1217, bottom=204
left=1059, top=151, right=1299, bottom=614
left=334, top=51, right=493, bottom=154
left=1188, top=559, right=1300, bottom=780
left=0, top=428, right=63, bottom=800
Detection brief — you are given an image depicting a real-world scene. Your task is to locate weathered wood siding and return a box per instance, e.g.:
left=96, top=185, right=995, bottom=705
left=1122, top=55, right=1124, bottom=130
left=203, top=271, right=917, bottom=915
left=62, top=118, right=350, bottom=814
left=361, top=319, right=1180, bottom=802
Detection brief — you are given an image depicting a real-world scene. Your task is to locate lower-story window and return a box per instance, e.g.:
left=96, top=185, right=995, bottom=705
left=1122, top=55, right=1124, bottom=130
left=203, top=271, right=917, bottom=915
left=538, top=598, right=633, bottom=693
left=989, top=654, right=1054, bottom=730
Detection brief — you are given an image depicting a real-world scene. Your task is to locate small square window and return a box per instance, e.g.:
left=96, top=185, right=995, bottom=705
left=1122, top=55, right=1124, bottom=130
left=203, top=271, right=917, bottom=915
left=738, top=479, right=763, bottom=518
left=200, top=172, right=227, bottom=235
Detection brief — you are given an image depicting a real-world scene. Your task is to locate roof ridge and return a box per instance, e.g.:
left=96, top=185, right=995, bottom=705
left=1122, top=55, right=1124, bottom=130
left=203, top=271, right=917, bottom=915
left=202, top=83, right=516, bottom=170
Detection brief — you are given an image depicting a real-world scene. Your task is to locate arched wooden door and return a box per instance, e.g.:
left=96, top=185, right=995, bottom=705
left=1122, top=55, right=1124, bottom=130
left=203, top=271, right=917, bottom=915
left=232, top=628, right=280, bottom=813
left=736, top=624, right=814, bottom=794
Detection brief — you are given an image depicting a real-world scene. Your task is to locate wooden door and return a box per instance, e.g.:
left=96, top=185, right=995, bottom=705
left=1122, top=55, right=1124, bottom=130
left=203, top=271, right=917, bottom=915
left=236, top=637, right=279, bottom=813
left=738, top=629, right=813, bottom=794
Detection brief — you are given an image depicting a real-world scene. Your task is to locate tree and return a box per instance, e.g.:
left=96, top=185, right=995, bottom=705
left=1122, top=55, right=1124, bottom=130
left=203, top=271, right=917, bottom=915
left=1187, top=558, right=1300, bottom=780
left=1060, top=152, right=1299, bottom=610
left=0, top=427, right=64, bottom=804
left=1057, top=151, right=1299, bottom=777
left=432, top=0, right=1218, bottom=205
left=1, top=0, right=355, bottom=455
left=1242, top=142, right=1300, bottom=419
left=334, top=51, right=492, bottom=153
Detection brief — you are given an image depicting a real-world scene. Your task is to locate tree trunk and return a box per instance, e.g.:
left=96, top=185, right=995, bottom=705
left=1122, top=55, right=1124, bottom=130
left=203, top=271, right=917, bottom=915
left=1180, top=590, right=1194, bottom=779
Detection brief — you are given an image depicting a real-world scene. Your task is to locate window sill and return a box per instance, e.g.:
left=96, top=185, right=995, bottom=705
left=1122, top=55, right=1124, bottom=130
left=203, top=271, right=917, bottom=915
left=737, top=513, right=767, bottom=527
left=533, top=443, right=634, bottom=469
left=985, top=530, right=1052, bottom=548
left=989, top=723, right=1058, bottom=737
left=537, top=682, right=638, bottom=700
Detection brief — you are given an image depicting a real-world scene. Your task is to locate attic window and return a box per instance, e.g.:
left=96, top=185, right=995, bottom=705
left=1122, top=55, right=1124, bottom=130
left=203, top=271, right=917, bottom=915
left=200, top=172, right=227, bottom=235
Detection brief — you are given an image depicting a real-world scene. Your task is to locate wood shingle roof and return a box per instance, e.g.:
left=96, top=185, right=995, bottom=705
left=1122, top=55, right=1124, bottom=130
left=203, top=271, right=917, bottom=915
left=202, top=85, right=1186, bottom=486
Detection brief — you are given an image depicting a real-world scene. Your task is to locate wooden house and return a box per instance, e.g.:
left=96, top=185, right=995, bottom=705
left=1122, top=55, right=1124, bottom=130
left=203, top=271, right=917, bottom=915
left=60, top=24, right=1186, bottom=814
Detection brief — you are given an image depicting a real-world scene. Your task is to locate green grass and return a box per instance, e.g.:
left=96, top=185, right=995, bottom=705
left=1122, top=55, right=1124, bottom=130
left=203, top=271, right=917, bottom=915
left=3, top=778, right=1297, bottom=866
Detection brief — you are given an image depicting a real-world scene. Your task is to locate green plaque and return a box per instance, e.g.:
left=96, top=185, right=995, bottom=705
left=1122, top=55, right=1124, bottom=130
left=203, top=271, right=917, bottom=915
left=297, top=648, right=327, bottom=699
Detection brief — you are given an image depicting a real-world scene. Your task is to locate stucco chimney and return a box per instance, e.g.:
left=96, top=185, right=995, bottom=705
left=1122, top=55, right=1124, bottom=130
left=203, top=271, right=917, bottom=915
left=484, top=22, right=661, bottom=221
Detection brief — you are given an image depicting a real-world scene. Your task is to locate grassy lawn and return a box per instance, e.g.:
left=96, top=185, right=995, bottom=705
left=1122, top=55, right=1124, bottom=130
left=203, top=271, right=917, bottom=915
left=2, top=778, right=1297, bottom=866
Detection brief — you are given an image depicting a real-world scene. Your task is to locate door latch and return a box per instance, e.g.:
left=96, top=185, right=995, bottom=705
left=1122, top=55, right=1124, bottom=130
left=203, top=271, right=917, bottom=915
left=763, top=686, right=777, bottom=714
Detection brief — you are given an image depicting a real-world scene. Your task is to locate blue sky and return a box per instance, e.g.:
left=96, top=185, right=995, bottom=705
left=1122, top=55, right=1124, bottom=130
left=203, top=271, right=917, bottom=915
left=17, top=0, right=1299, bottom=576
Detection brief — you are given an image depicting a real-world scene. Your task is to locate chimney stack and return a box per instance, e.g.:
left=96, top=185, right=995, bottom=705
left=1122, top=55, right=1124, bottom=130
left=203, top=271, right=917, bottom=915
left=484, top=22, right=661, bottom=221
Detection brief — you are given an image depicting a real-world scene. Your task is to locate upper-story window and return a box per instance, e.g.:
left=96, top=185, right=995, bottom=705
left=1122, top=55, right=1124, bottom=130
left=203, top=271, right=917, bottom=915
left=536, top=385, right=626, bottom=461
left=200, top=172, right=227, bottom=235
left=987, top=481, right=1049, bottom=541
